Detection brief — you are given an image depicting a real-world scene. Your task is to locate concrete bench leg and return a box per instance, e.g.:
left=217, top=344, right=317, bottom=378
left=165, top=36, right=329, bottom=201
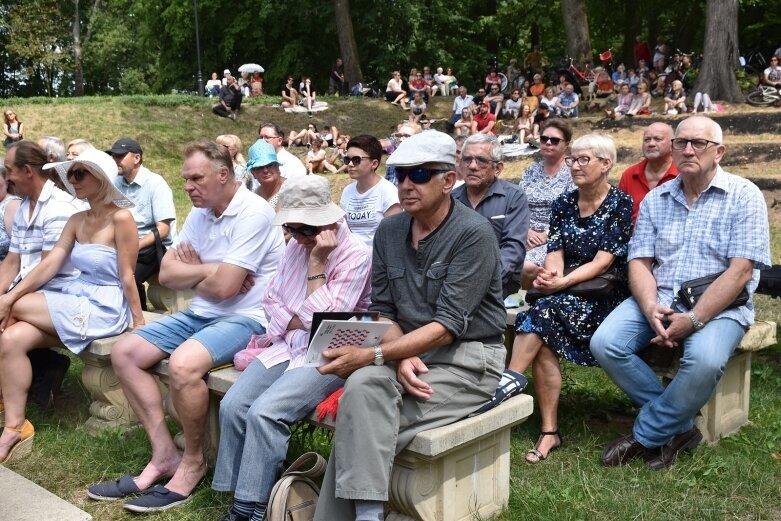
left=80, top=351, right=136, bottom=433
left=386, top=428, right=512, bottom=521
left=696, top=351, right=752, bottom=444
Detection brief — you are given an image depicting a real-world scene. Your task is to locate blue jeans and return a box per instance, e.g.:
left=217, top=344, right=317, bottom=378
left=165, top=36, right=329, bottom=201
left=590, top=297, right=746, bottom=448
left=211, top=359, right=343, bottom=502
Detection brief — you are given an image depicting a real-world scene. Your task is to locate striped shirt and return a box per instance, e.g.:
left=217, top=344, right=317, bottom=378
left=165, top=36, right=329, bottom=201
left=257, top=220, right=372, bottom=369
left=8, top=180, right=86, bottom=288
left=630, top=166, right=770, bottom=326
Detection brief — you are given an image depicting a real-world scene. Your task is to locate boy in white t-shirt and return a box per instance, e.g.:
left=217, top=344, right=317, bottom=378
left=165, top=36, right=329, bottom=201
left=339, top=135, right=401, bottom=248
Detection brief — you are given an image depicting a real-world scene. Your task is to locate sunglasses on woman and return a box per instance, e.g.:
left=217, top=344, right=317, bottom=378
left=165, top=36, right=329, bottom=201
left=282, top=224, right=319, bottom=237
left=67, top=168, right=90, bottom=182
left=395, top=167, right=448, bottom=184
left=540, top=135, right=564, bottom=145
left=343, top=156, right=370, bottom=166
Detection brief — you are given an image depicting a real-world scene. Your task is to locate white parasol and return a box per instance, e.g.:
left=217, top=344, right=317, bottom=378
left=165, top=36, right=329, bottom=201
left=238, top=63, right=264, bottom=74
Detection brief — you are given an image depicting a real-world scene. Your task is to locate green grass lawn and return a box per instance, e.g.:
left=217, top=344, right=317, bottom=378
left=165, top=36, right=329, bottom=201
left=2, top=95, right=781, bottom=520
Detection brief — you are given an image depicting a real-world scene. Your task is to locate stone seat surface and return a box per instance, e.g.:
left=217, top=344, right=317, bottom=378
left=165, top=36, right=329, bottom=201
left=82, top=311, right=164, bottom=356
left=0, top=466, right=92, bottom=521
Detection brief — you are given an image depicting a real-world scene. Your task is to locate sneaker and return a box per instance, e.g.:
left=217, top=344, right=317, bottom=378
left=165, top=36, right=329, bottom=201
left=471, top=369, right=528, bottom=416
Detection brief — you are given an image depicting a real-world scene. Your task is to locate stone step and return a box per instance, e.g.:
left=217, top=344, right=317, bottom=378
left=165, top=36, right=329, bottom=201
left=0, top=466, right=92, bottom=521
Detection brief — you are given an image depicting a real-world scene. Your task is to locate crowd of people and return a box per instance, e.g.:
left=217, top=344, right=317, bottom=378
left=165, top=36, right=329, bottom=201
left=0, top=104, right=770, bottom=521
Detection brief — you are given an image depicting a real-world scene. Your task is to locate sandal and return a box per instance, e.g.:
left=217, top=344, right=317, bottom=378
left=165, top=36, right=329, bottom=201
left=525, top=430, right=562, bottom=464
left=0, top=419, right=35, bottom=464
left=471, top=369, right=528, bottom=416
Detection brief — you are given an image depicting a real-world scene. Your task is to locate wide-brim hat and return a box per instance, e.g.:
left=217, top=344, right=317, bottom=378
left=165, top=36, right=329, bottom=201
left=44, top=149, right=134, bottom=209
left=272, top=174, right=344, bottom=227
left=246, top=139, right=278, bottom=170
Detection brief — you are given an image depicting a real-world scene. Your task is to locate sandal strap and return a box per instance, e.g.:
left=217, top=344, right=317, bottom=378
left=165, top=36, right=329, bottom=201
left=526, top=448, right=545, bottom=460
left=3, top=421, right=28, bottom=434
left=539, top=430, right=563, bottom=442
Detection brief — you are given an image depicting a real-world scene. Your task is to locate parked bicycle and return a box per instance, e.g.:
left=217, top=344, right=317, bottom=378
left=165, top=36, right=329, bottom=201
left=746, top=85, right=781, bottom=106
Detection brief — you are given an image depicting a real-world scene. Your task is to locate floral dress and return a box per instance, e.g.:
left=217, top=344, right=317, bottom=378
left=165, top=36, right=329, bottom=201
left=515, top=186, right=632, bottom=366
left=520, top=161, right=574, bottom=266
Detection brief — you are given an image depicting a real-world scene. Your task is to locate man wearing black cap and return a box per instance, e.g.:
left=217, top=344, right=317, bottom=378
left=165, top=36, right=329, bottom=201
left=109, top=138, right=176, bottom=310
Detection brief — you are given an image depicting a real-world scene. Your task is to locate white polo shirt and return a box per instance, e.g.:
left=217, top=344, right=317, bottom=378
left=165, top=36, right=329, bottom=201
left=176, top=185, right=284, bottom=326
left=8, top=179, right=86, bottom=288
left=276, top=148, right=307, bottom=179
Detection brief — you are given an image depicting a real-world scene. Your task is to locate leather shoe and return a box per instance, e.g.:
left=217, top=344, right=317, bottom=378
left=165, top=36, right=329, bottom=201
left=646, top=426, right=703, bottom=470
left=601, top=433, right=653, bottom=467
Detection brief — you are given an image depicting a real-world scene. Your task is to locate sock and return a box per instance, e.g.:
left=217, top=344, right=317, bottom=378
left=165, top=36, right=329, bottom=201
left=249, top=503, right=267, bottom=521
left=355, top=499, right=384, bottom=521
left=232, top=498, right=256, bottom=518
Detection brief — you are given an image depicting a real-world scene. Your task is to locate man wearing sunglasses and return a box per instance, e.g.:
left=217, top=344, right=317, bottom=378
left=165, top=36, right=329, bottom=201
left=592, top=117, right=770, bottom=470
left=453, top=133, right=529, bottom=297
left=314, top=131, right=506, bottom=521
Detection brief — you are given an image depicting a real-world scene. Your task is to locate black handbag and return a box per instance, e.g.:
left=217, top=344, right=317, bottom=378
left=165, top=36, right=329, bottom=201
left=676, top=271, right=749, bottom=310
left=526, top=267, right=622, bottom=303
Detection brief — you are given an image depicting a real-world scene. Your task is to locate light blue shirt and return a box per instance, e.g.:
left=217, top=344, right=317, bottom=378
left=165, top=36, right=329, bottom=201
left=113, top=165, right=176, bottom=246
left=629, top=166, right=771, bottom=326
left=452, top=94, right=474, bottom=114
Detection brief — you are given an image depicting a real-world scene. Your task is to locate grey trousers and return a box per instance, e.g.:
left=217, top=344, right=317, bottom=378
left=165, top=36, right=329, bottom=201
left=313, top=341, right=505, bottom=520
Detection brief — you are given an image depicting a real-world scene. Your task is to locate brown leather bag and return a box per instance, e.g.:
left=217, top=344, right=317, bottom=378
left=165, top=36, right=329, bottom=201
left=526, top=267, right=622, bottom=303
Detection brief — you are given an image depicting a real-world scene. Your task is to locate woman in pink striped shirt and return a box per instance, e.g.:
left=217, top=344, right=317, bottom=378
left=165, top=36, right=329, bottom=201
left=212, top=175, right=372, bottom=521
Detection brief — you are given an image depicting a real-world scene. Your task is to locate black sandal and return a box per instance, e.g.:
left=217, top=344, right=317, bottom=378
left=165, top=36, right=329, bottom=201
left=525, top=430, right=562, bottom=464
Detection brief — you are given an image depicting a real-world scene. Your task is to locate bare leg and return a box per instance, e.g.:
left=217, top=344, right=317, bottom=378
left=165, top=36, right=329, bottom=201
left=507, top=332, right=545, bottom=373
left=163, top=340, right=213, bottom=496
left=526, top=346, right=562, bottom=462
left=111, top=334, right=178, bottom=490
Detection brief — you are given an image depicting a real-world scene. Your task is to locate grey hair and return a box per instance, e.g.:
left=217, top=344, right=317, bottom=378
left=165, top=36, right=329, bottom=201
left=39, top=136, right=66, bottom=161
left=675, top=116, right=723, bottom=144
left=463, top=133, right=503, bottom=162
left=571, top=133, right=617, bottom=167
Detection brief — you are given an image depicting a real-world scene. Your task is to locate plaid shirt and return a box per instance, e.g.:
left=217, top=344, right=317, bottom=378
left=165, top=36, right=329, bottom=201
left=629, top=166, right=770, bottom=326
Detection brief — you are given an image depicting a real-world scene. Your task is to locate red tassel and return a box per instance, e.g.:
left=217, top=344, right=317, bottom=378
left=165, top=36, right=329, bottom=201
left=316, top=387, right=344, bottom=421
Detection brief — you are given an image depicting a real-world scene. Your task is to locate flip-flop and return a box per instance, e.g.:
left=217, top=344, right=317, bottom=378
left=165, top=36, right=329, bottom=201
left=123, top=485, right=193, bottom=513
left=87, top=474, right=143, bottom=501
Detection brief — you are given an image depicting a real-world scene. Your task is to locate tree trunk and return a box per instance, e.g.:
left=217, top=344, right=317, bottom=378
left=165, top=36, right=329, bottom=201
left=73, top=0, right=84, bottom=96
left=694, top=0, right=743, bottom=102
left=561, top=0, right=593, bottom=65
left=332, top=0, right=363, bottom=88
left=621, top=1, right=641, bottom=67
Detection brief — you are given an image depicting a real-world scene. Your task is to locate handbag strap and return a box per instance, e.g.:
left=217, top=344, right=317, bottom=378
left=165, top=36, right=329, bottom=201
left=282, top=452, right=327, bottom=479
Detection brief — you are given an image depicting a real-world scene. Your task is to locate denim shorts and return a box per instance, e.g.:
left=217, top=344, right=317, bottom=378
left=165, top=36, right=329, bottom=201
left=134, top=309, right=266, bottom=365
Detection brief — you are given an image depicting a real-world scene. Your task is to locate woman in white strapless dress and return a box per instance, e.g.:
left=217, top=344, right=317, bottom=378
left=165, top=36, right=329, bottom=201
left=0, top=149, right=145, bottom=464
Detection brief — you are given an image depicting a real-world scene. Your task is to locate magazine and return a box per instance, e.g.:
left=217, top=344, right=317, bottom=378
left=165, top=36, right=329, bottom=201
left=305, top=313, right=390, bottom=367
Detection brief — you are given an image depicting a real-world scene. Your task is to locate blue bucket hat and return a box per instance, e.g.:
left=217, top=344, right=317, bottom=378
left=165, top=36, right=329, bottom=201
left=246, top=139, right=278, bottom=170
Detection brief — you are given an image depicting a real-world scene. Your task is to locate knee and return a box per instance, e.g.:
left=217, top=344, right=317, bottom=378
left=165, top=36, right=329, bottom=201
left=589, top=323, right=618, bottom=360
left=111, top=336, right=139, bottom=369
left=168, top=353, right=206, bottom=388
left=219, top=388, right=247, bottom=424
left=343, top=366, right=394, bottom=402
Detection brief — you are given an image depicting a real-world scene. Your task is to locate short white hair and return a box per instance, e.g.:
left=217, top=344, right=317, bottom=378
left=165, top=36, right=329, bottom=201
left=571, top=134, right=617, bottom=166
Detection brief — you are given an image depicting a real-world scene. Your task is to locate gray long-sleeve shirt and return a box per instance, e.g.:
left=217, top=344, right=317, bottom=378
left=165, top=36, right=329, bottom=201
left=370, top=198, right=506, bottom=345
left=452, top=179, right=529, bottom=291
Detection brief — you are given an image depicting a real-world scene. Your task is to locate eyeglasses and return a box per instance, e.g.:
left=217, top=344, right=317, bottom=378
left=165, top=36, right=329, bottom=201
left=540, top=135, right=565, bottom=145
left=67, top=168, right=90, bottom=182
left=282, top=224, right=319, bottom=238
left=461, top=155, right=497, bottom=167
left=395, top=167, right=447, bottom=184
left=565, top=156, right=604, bottom=167
left=344, top=156, right=370, bottom=165
left=671, top=138, right=720, bottom=151
left=251, top=164, right=278, bottom=173
left=261, top=134, right=281, bottom=142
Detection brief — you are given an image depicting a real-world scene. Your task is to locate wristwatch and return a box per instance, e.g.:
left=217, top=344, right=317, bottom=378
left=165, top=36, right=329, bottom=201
left=373, top=345, right=385, bottom=366
left=688, top=311, right=705, bottom=331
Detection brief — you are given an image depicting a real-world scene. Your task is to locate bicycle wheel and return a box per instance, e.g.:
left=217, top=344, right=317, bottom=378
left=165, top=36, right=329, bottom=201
left=499, top=73, right=509, bottom=93
left=746, top=89, right=775, bottom=106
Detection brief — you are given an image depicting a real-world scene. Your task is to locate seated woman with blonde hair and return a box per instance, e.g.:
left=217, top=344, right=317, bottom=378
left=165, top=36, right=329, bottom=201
left=0, top=149, right=145, bottom=463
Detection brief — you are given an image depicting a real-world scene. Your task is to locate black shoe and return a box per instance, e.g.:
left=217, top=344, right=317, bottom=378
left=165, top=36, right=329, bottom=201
left=220, top=513, right=249, bottom=521
left=29, top=350, right=71, bottom=410
left=601, top=433, right=654, bottom=467
left=646, top=426, right=703, bottom=470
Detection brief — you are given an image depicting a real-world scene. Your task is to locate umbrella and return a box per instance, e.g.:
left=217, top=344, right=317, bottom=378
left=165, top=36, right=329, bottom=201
left=238, top=63, right=264, bottom=74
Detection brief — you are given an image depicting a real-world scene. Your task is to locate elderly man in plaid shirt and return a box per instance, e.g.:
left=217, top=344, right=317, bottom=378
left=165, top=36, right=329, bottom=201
left=590, top=116, right=770, bottom=471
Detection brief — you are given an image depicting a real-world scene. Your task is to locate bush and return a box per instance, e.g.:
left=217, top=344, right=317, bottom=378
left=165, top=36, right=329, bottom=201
left=119, top=68, right=151, bottom=95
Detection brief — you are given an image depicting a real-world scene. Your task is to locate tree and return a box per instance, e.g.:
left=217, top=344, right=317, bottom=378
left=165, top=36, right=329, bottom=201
left=72, top=0, right=103, bottom=96
left=694, top=0, right=743, bottom=102
left=561, top=0, right=593, bottom=64
left=332, top=0, right=362, bottom=87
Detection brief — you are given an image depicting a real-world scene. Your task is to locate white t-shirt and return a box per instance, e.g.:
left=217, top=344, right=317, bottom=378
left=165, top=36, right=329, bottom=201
left=176, top=186, right=284, bottom=326
left=276, top=148, right=307, bottom=179
left=764, top=66, right=781, bottom=83
left=340, top=177, right=399, bottom=248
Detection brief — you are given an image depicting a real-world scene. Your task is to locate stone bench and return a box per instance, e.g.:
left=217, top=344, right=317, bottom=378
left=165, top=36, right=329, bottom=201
left=505, top=307, right=777, bottom=444
left=154, top=363, right=534, bottom=521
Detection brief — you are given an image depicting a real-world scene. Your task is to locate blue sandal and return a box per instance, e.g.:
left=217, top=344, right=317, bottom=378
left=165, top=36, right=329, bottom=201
left=471, top=369, right=528, bottom=416
left=87, top=474, right=143, bottom=501
left=123, top=485, right=193, bottom=513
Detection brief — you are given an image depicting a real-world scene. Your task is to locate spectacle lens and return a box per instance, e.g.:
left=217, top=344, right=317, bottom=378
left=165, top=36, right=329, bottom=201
left=395, top=167, right=446, bottom=184
left=282, top=224, right=319, bottom=237
left=461, top=156, right=495, bottom=167
left=540, top=135, right=564, bottom=145
left=671, top=138, right=718, bottom=151
left=67, top=168, right=90, bottom=182
left=344, top=156, right=370, bottom=166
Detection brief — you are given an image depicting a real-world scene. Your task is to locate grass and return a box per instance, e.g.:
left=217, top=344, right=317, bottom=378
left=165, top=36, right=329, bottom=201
left=3, top=95, right=781, bottom=520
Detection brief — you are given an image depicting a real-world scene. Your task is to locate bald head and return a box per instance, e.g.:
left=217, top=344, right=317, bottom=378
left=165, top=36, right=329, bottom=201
left=674, top=116, right=723, bottom=144
left=642, top=122, right=674, bottom=163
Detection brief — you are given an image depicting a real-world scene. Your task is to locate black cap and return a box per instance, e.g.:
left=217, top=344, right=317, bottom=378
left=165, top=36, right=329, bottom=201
left=106, top=138, right=142, bottom=156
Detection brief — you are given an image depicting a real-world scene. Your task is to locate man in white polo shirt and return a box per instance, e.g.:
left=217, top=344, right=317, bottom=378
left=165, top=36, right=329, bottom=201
left=258, top=122, right=306, bottom=179
left=108, top=138, right=177, bottom=310
left=90, top=141, right=284, bottom=513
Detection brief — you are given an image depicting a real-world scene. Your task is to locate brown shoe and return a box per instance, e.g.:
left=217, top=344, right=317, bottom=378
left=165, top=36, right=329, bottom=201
left=601, top=433, right=653, bottom=466
left=0, top=419, right=35, bottom=464
left=646, top=426, right=703, bottom=470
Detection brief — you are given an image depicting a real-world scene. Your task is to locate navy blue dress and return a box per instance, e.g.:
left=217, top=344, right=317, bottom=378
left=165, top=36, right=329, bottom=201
left=515, top=186, right=632, bottom=366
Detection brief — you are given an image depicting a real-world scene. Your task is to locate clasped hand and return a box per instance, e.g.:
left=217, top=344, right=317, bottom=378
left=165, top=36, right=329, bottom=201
left=532, top=267, right=567, bottom=294
left=527, top=229, right=548, bottom=249
left=644, top=304, right=693, bottom=348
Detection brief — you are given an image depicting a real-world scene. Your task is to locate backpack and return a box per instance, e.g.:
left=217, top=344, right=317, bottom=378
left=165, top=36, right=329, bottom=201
left=265, top=452, right=327, bottom=521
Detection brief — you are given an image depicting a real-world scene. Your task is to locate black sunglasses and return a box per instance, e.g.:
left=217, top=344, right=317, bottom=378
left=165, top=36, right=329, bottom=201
left=344, top=155, right=370, bottom=166
left=282, top=224, right=319, bottom=237
left=540, top=135, right=565, bottom=145
left=67, top=168, right=90, bottom=182
left=395, top=167, right=447, bottom=184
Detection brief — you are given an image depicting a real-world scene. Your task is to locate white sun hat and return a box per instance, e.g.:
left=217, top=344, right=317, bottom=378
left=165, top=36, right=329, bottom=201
left=44, top=148, right=134, bottom=209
